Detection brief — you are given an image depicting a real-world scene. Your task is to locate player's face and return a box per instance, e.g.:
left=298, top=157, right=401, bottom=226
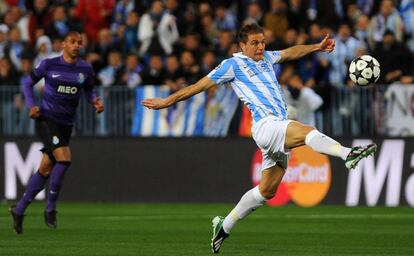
left=63, top=34, right=82, bottom=58
left=241, top=33, right=265, bottom=61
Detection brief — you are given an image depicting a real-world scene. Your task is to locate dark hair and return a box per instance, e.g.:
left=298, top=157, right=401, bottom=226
left=238, top=23, right=264, bottom=43
left=64, top=31, right=81, bottom=40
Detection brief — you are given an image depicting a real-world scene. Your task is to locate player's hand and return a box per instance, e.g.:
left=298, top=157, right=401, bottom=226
left=29, top=106, right=40, bottom=119
left=319, top=34, right=335, bottom=53
left=93, top=97, right=104, bottom=114
left=141, top=98, right=169, bottom=110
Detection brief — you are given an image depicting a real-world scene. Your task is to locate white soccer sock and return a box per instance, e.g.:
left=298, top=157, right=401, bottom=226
left=222, top=186, right=266, bottom=234
left=305, top=130, right=351, bottom=160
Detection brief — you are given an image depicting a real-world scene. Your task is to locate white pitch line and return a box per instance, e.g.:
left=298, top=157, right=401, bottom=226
left=86, top=214, right=414, bottom=221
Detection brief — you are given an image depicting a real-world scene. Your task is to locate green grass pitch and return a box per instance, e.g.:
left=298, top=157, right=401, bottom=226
left=0, top=203, right=413, bottom=255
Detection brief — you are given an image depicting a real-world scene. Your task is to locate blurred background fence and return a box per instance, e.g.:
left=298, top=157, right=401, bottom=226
left=2, top=83, right=412, bottom=138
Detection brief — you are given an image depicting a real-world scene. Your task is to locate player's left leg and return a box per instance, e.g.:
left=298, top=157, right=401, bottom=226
left=212, top=165, right=285, bottom=253
left=285, top=121, right=377, bottom=169
left=10, top=153, right=54, bottom=234
left=44, top=146, right=71, bottom=228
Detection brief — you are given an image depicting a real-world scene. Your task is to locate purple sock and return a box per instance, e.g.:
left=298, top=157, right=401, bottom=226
left=46, top=162, right=70, bottom=212
left=15, top=171, right=48, bottom=215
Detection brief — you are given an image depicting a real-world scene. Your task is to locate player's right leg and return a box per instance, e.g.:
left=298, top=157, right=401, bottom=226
left=10, top=153, right=53, bottom=234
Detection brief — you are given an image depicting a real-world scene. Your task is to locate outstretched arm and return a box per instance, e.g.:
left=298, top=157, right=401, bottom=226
left=279, top=34, right=335, bottom=63
left=142, top=76, right=216, bottom=110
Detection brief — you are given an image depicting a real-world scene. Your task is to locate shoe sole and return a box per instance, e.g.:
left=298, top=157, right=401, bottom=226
left=347, top=144, right=377, bottom=169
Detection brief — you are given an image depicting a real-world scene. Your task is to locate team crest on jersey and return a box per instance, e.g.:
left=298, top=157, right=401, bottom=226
left=78, top=73, right=85, bottom=84
left=53, top=136, right=60, bottom=145
left=258, top=62, right=271, bottom=72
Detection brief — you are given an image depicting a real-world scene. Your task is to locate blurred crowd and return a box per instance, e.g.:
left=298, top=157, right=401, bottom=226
left=0, top=0, right=414, bottom=135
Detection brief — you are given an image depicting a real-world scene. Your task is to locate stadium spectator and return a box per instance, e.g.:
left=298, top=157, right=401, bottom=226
left=3, top=6, right=22, bottom=28
left=27, top=0, right=53, bottom=45
left=353, top=14, right=370, bottom=45
left=357, top=0, right=376, bottom=16
left=15, top=55, right=36, bottom=135
left=140, top=55, right=166, bottom=86
left=367, top=0, right=404, bottom=50
left=264, top=0, right=289, bottom=41
left=111, top=0, right=135, bottom=33
left=3, top=26, right=31, bottom=71
left=180, top=32, right=204, bottom=63
left=263, top=28, right=278, bottom=50
left=322, top=23, right=365, bottom=87
left=34, top=35, right=53, bottom=66
left=45, top=5, right=79, bottom=40
left=89, top=28, right=121, bottom=72
left=138, top=0, right=179, bottom=57
left=0, top=57, right=21, bottom=134
left=215, top=30, right=235, bottom=62
left=74, top=0, right=115, bottom=44
left=165, top=0, right=181, bottom=19
left=0, top=57, right=19, bottom=85
left=123, top=11, right=140, bottom=55
left=180, top=50, right=202, bottom=85
left=215, top=4, right=237, bottom=31
left=97, top=51, right=124, bottom=87
left=399, top=0, right=414, bottom=53
left=176, top=2, right=201, bottom=36
left=0, top=24, right=8, bottom=58
left=373, top=30, right=412, bottom=85
left=243, top=1, right=264, bottom=26
left=122, top=53, right=143, bottom=89
left=281, top=70, right=323, bottom=126
left=200, top=13, right=219, bottom=48
left=201, top=50, right=217, bottom=76
left=286, top=0, right=308, bottom=32
left=164, top=54, right=185, bottom=92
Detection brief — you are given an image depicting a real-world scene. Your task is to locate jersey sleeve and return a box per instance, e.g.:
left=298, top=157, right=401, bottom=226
left=264, top=51, right=282, bottom=64
left=32, top=59, right=47, bottom=79
left=207, top=59, right=235, bottom=85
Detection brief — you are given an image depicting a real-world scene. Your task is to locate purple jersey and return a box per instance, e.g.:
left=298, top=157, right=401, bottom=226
left=24, top=55, right=96, bottom=125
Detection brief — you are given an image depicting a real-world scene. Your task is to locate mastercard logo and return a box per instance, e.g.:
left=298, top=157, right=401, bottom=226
left=251, top=146, right=331, bottom=207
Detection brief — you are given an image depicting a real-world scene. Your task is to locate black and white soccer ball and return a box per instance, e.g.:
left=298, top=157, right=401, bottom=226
left=349, top=55, right=381, bottom=86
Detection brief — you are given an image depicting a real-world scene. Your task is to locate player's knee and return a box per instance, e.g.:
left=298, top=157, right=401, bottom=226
left=259, top=187, right=276, bottom=199
left=57, top=161, right=71, bottom=167
left=39, top=168, right=52, bottom=177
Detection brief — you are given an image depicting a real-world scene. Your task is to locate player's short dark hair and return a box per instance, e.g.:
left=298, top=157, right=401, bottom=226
left=64, top=31, right=81, bottom=40
left=238, top=23, right=264, bottom=43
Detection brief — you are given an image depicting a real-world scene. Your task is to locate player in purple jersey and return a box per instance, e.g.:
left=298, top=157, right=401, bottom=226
left=9, top=31, right=104, bottom=235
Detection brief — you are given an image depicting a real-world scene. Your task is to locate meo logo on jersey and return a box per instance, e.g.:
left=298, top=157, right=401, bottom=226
left=57, top=85, right=78, bottom=94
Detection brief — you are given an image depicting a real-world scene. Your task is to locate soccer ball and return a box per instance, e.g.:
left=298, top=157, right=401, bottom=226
left=349, top=55, right=381, bottom=86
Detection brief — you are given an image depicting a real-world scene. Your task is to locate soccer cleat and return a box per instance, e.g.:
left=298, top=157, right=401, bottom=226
left=9, top=205, right=24, bottom=235
left=44, top=210, right=58, bottom=229
left=345, top=143, right=377, bottom=169
left=211, top=216, right=229, bottom=254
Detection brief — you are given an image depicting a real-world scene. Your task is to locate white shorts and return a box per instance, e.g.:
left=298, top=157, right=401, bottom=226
left=252, top=116, right=292, bottom=171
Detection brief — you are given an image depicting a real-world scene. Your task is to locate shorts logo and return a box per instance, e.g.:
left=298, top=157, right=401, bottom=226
left=53, top=136, right=60, bottom=145
left=78, top=73, right=85, bottom=84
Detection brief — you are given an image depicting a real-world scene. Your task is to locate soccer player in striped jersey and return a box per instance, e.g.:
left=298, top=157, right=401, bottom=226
left=142, top=23, right=377, bottom=253
left=9, top=31, right=104, bottom=234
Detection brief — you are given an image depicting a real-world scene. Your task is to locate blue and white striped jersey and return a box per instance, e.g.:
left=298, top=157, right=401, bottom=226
left=207, top=51, right=287, bottom=122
